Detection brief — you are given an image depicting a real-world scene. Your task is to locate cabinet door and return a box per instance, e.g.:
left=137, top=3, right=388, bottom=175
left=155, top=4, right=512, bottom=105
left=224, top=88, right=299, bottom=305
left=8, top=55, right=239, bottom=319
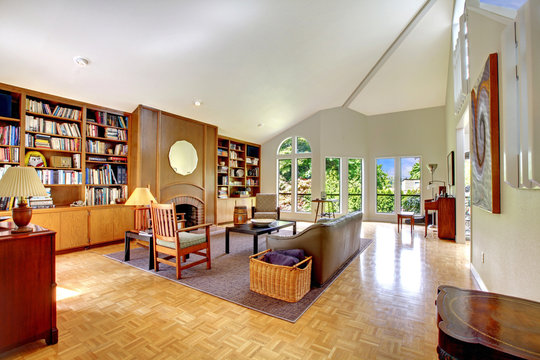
left=89, top=208, right=115, bottom=244
left=113, top=207, right=135, bottom=240
left=31, top=212, right=62, bottom=249
left=60, top=210, right=89, bottom=250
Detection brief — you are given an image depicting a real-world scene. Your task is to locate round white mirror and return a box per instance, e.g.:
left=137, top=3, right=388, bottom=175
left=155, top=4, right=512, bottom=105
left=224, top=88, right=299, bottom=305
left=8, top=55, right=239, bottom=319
left=168, top=140, right=198, bottom=175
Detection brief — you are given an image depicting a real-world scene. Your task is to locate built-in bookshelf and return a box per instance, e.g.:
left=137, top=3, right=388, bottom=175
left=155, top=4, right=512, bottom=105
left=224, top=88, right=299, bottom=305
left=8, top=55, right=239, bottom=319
left=0, top=82, right=131, bottom=208
left=84, top=108, right=129, bottom=205
left=217, top=136, right=260, bottom=199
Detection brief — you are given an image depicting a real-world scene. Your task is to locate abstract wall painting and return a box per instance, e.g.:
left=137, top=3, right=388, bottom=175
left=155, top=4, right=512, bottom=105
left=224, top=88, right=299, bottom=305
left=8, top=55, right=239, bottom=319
left=470, top=53, right=501, bottom=213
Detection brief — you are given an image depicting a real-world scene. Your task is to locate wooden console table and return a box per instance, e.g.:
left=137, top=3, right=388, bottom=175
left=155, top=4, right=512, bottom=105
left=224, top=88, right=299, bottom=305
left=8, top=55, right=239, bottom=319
left=0, top=222, right=57, bottom=353
left=425, top=197, right=456, bottom=240
left=437, top=285, right=540, bottom=360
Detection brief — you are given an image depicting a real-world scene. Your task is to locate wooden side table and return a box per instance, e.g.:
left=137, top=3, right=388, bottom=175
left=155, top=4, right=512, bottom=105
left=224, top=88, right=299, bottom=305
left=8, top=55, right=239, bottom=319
left=397, top=211, right=415, bottom=235
left=437, top=285, right=540, bottom=359
left=312, top=199, right=338, bottom=222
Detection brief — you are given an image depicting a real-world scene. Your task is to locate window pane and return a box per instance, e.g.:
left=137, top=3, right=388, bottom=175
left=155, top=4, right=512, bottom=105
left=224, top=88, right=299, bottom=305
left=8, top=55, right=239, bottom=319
left=296, top=137, right=311, bottom=153
left=296, top=158, right=312, bottom=212
left=376, top=158, right=394, bottom=213
left=348, top=159, right=362, bottom=212
left=277, top=137, right=292, bottom=155
left=400, top=157, right=421, bottom=214
left=325, top=157, right=340, bottom=212
left=278, top=159, right=292, bottom=211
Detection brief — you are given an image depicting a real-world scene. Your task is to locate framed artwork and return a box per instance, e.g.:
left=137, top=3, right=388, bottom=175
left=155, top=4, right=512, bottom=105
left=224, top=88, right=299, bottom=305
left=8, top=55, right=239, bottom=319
left=470, top=53, right=501, bottom=213
left=447, top=151, right=455, bottom=186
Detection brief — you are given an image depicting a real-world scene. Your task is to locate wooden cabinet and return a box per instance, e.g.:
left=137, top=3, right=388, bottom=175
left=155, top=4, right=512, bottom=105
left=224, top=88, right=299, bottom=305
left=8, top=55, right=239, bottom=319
left=424, top=197, right=456, bottom=240
left=217, top=197, right=254, bottom=224
left=0, top=223, right=57, bottom=352
left=89, top=206, right=134, bottom=244
left=30, top=208, right=89, bottom=251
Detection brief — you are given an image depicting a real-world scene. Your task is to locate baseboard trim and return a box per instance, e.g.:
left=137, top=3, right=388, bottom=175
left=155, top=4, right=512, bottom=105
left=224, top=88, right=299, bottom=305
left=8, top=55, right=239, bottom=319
left=470, top=263, right=488, bottom=291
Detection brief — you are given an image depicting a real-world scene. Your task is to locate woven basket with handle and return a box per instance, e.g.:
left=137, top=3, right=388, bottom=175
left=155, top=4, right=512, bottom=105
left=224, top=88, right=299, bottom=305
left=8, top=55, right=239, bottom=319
left=249, top=249, right=312, bottom=302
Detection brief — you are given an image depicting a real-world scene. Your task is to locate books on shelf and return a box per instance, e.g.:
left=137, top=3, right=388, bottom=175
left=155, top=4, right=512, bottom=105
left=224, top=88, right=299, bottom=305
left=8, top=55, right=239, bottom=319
left=86, top=164, right=127, bottom=185
left=25, top=99, right=81, bottom=120
left=85, top=185, right=127, bottom=206
left=87, top=111, right=128, bottom=128
left=35, top=169, right=82, bottom=185
left=104, top=127, right=127, bottom=140
left=0, top=125, right=19, bottom=146
left=26, top=134, right=81, bottom=151
left=29, top=187, right=54, bottom=209
left=25, top=115, right=80, bottom=137
left=0, top=196, right=17, bottom=211
left=86, top=140, right=128, bottom=155
left=0, top=147, right=19, bottom=162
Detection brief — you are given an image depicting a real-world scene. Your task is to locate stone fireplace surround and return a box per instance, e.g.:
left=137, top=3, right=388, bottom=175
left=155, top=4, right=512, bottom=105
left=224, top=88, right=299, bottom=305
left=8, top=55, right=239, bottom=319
left=167, top=195, right=205, bottom=227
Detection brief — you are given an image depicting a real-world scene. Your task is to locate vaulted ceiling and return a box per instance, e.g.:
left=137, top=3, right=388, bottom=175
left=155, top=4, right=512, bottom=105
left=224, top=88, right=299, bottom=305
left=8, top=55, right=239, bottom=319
left=0, top=0, right=452, bottom=143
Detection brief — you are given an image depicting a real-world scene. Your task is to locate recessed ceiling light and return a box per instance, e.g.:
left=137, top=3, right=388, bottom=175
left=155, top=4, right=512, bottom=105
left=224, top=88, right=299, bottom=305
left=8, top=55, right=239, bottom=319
left=257, top=123, right=263, bottom=127
left=193, top=99, right=202, bottom=107
left=73, top=56, right=89, bottom=67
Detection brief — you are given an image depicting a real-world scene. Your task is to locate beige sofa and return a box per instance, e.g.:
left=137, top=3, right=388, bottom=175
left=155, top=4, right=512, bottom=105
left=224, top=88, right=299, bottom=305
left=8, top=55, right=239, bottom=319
left=266, top=211, right=363, bottom=286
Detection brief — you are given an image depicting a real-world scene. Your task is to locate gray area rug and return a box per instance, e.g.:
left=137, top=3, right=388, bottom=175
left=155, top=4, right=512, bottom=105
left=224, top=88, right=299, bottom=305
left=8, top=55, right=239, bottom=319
left=105, top=230, right=373, bottom=322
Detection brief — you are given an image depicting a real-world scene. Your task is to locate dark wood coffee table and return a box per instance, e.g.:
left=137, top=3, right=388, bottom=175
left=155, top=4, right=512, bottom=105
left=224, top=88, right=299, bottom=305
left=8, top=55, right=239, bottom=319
left=437, top=285, right=540, bottom=360
left=225, top=220, right=296, bottom=254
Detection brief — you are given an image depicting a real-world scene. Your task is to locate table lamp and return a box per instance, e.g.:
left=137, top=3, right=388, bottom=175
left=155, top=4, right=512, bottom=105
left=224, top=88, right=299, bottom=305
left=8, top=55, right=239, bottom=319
left=0, top=167, right=48, bottom=233
left=125, top=187, right=156, bottom=231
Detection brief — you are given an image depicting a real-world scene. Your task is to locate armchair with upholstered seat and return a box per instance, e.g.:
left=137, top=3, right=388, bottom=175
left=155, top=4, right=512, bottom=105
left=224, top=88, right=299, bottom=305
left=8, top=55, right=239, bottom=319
left=252, top=193, right=280, bottom=220
left=150, top=202, right=212, bottom=279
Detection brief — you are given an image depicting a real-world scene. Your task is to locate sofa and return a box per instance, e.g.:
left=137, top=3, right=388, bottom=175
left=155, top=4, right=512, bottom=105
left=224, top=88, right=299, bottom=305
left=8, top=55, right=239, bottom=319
left=266, top=211, right=363, bottom=286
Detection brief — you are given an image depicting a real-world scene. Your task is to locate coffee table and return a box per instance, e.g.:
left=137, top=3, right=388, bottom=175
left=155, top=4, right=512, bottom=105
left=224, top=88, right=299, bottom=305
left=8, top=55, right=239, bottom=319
left=225, top=220, right=297, bottom=254
left=124, top=230, right=154, bottom=270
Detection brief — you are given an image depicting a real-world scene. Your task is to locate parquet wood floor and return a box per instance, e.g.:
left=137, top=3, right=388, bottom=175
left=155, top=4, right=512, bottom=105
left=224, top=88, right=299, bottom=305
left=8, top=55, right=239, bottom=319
left=2, top=222, right=476, bottom=360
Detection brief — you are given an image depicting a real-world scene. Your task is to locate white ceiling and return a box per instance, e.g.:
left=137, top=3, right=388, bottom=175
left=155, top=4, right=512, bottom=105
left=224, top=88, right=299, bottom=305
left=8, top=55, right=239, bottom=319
left=0, top=0, right=452, bottom=143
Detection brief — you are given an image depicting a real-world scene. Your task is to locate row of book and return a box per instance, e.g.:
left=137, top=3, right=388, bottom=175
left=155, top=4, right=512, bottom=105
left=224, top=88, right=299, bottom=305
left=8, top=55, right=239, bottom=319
left=0, top=197, right=18, bottom=211
left=0, top=147, right=19, bottom=162
left=0, top=125, right=20, bottom=146
left=87, top=111, right=128, bottom=129
left=86, top=140, right=128, bottom=155
left=25, top=115, right=81, bottom=137
left=104, top=127, right=127, bottom=141
left=25, top=134, right=82, bottom=151
left=35, top=169, right=83, bottom=185
left=85, top=164, right=127, bottom=185
left=29, top=187, right=54, bottom=209
left=26, top=99, right=81, bottom=120
left=85, top=185, right=127, bottom=206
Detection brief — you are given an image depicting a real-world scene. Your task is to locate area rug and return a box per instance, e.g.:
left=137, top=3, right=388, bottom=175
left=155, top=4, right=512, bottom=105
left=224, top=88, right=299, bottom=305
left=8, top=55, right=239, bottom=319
left=105, top=230, right=373, bottom=322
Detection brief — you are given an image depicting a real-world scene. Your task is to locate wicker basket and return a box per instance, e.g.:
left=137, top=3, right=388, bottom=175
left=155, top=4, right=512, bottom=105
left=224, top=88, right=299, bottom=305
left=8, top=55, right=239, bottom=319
left=249, top=249, right=312, bottom=302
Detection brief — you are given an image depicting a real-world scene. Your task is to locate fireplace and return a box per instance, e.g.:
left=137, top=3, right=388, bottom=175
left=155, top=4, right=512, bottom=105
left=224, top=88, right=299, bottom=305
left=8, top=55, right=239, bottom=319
left=168, top=195, right=204, bottom=227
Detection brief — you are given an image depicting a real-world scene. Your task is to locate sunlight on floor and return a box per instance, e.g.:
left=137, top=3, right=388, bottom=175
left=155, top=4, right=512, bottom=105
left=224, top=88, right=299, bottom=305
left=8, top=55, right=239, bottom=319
left=56, top=286, right=80, bottom=300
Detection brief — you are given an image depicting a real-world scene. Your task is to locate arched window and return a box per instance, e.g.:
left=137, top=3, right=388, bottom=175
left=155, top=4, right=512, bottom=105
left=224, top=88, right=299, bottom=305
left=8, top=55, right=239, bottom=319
left=277, top=137, right=312, bottom=213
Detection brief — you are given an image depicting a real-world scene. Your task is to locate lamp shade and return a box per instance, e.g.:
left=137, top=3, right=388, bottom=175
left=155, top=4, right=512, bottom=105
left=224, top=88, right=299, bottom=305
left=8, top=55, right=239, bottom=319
left=0, top=167, right=47, bottom=197
left=125, top=187, right=156, bottom=206
left=427, top=164, right=438, bottom=173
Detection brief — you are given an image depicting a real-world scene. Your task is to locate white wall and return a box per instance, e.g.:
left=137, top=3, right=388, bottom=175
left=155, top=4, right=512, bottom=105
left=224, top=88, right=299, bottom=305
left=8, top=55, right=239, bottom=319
left=445, top=9, right=540, bottom=301
left=261, top=105, right=447, bottom=222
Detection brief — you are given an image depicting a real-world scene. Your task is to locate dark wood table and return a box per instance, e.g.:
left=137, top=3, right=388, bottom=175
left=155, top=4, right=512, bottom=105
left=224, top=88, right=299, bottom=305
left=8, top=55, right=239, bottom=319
left=225, top=220, right=296, bottom=254
left=124, top=230, right=154, bottom=270
left=437, top=285, right=540, bottom=360
left=0, top=222, right=57, bottom=353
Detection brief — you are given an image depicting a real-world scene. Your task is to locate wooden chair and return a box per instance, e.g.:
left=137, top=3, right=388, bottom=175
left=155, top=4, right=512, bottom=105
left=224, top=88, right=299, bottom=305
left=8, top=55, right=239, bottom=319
left=149, top=203, right=212, bottom=279
left=252, top=193, right=280, bottom=220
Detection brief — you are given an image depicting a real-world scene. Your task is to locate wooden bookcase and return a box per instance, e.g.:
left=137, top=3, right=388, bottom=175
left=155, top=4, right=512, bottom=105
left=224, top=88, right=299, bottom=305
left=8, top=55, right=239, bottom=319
left=216, top=136, right=260, bottom=224
left=0, top=82, right=134, bottom=251
left=217, top=136, right=260, bottom=199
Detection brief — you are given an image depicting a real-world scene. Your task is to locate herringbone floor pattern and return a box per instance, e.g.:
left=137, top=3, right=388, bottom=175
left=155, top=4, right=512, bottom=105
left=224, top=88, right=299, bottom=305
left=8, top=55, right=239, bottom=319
left=3, top=222, right=476, bottom=359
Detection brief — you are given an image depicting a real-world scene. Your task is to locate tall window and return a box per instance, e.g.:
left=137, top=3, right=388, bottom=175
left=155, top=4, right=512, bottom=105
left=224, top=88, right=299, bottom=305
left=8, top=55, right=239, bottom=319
left=376, top=158, right=395, bottom=213
left=278, top=159, right=292, bottom=211
left=400, top=157, right=421, bottom=214
left=296, top=158, right=312, bottom=212
left=325, top=157, right=341, bottom=212
left=276, top=137, right=311, bottom=212
left=348, top=159, right=362, bottom=212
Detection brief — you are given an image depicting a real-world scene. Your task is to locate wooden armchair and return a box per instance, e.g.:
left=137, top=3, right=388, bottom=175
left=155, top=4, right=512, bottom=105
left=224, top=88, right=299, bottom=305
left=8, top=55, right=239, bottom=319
left=252, top=193, right=280, bottom=220
left=149, top=203, right=211, bottom=279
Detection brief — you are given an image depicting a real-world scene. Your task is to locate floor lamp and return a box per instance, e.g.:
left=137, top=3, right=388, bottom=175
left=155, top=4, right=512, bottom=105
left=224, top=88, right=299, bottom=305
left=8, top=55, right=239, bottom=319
left=125, top=187, right=156, bottom=232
